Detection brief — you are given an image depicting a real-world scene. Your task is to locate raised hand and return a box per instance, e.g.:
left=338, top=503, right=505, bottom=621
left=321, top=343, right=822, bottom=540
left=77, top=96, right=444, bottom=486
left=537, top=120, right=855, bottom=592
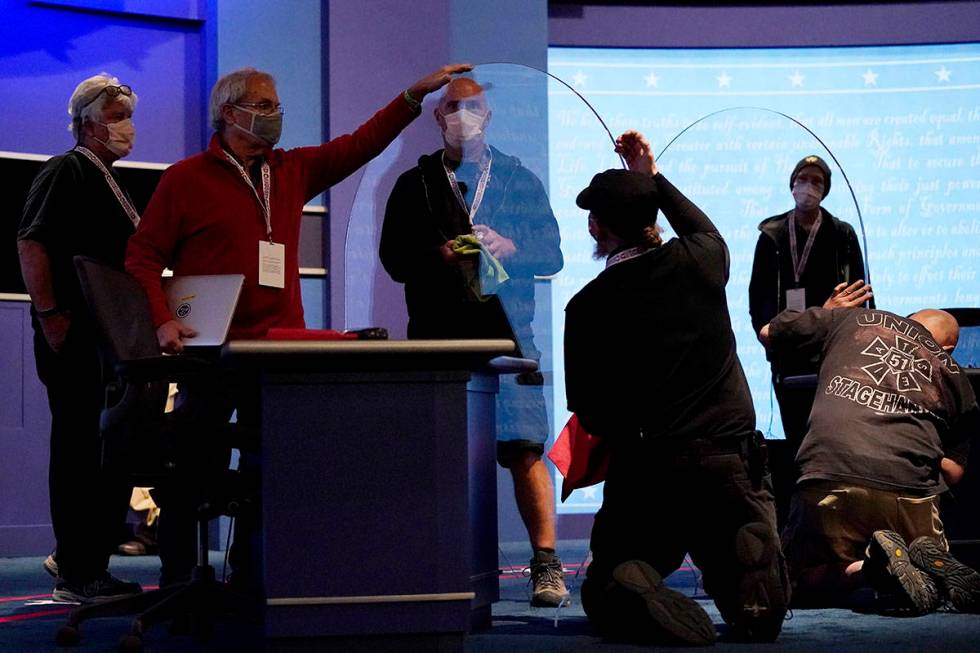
left=822, top=280, right=873, bottom=309
left=407, top=63, right=475, bottom=101
left=614, top=130, right=658, bottom=177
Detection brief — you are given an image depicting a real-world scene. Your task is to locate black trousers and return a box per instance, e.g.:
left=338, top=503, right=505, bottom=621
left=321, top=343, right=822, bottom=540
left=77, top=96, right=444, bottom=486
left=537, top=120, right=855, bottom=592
left=772, top=375, right=817, bottom=455
left=153, top=368, right=260, bottom=588
left=33, top=324, right=132, bottom=585
left=581, top=434, right=788, bottom=638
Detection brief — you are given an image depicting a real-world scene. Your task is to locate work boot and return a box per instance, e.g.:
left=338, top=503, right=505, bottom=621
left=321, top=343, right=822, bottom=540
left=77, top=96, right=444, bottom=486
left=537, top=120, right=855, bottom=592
left=863, top=530, right=939, bottom=615
left=909, top=536, right=980, bottom=613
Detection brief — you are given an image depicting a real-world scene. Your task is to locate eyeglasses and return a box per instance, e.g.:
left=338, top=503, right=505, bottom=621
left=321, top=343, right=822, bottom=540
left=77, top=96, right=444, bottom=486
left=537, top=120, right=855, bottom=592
left=234, top=101, right=285, bottom=116
left=80, top=84, right=133, bottom=110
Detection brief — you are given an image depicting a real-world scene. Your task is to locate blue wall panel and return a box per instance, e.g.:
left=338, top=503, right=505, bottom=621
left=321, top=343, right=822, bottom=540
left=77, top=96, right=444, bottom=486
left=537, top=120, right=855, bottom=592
left=0, top=0, right=206, bottom=162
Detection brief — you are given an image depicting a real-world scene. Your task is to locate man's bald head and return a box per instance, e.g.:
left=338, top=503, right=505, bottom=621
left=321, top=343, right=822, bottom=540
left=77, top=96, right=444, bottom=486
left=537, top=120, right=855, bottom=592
left=436, top=78, right=488, bottom=115
left=910, top=309, right=960, bottom=351
left=435, top=77, right=491, bottom=160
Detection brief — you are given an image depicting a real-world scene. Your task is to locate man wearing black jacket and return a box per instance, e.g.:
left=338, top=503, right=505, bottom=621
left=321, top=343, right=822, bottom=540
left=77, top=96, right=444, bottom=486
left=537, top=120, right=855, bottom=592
left=380, top=78, right=567, bottom=606
left=749, top=155, right=872, bottom=448
left=569, top=131, right=788, bottom=646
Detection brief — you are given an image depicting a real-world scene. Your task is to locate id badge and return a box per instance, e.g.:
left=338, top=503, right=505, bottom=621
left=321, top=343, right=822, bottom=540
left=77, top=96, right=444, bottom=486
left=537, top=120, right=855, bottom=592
left=786, top=288, right=806, bottom=312
left=258, top=240, right=285, bottom=289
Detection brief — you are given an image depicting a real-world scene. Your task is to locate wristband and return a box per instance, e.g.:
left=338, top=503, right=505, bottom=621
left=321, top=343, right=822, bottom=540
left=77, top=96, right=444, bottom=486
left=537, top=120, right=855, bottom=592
left=36, top=306, right=62, bottom=318
left=403, top=89, right=422, bottom=112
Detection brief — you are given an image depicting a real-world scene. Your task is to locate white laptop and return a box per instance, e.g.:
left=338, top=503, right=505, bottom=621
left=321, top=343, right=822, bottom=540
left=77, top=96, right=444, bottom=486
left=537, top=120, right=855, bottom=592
left=162, top=274, right=244, bottom=347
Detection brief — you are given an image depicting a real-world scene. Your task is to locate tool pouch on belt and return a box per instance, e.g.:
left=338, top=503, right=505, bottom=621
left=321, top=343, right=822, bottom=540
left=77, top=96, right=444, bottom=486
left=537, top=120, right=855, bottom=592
left=745, top=430, right=770, bottom=491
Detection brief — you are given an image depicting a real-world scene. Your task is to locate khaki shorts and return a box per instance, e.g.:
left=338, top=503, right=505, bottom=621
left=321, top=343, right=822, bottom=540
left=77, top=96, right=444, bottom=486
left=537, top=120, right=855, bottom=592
left=782, top=481, right=947, bottom=583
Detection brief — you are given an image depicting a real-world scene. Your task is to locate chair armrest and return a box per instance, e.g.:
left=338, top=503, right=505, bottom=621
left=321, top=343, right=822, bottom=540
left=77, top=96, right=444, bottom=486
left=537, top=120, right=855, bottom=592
left=487, top=356, right=539, bottom=374
left=114, top=355, right=215, bottom=383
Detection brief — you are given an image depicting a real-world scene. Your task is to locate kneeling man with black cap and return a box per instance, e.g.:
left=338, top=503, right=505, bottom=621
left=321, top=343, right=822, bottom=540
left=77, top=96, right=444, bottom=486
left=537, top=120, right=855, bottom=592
left=566, top=131, right=789, bottom=645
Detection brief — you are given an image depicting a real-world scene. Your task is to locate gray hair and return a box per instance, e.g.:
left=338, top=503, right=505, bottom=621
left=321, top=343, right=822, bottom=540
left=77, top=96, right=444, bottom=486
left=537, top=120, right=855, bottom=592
left=209, top=68, right=276, bottom=131
left=67, top=73, right=137, bottom=139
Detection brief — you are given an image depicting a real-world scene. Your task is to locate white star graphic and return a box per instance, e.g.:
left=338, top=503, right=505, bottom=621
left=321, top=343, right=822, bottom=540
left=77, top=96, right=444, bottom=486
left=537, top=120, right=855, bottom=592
left=716, top=72, right=733, bottom=88
left=581, top=486, right=598, bottom=500
left=935, top=66, right=952, bottom=82
left=788, top=70, right=805, bottom=87
left=862, top=69, right=879, bottom=86
left=571, top=71, right=587, bottom=88
left=644, top=71, right=661, bottom=87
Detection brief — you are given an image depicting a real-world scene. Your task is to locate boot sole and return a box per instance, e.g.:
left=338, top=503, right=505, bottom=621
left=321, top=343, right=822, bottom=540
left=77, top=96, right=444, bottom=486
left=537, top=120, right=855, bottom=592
left=868, top=530, right=936, bottom=614
left=612, top=560, right=716, bottom=646
left=909, top=537, right=980, bottom=613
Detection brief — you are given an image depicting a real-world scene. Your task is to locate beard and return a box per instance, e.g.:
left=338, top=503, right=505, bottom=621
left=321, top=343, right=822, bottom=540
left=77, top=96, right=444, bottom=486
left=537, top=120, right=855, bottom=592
left=593, top=239, right=614, bottom=261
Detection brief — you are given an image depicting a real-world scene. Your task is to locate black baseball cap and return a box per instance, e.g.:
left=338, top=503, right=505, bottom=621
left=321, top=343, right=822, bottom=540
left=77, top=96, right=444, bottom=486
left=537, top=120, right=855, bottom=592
left=790, top=155, right=832, bottom=198
left=576, top=169, right=659, bottom=238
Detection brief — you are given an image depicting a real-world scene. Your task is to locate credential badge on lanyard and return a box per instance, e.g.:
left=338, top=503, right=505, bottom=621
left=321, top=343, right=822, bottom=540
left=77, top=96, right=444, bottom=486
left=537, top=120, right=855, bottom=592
left=443, top=150, right=492, bottom=226
left=786, top=211, right=823, bottom=311
left=74, top=146, right=140, bottom=228
left=222, top=150, right=284, bottom=288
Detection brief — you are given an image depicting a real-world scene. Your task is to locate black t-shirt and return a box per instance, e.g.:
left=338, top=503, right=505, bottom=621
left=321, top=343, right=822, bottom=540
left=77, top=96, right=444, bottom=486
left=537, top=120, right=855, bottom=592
left=18, top=150, right=137, bottom=317
left=769, top=307, right=978, bottom=494
left=564, top=174, right=756, bottom=445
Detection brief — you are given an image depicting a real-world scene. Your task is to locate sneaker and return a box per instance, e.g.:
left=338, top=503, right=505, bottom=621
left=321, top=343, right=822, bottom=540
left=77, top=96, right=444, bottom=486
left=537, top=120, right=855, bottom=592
left=864, top=530, right=939, bottom=615
left=909, top=536, right=980, bottom=613
left=528, top=551, right=570, bottom=607
left=52, top=572, right=143, bottom=604
left=611, top=560, right=716, bottom=646
left=43, top=551, right=59, bottom=579
left=731, top=521, right=788, bottom=641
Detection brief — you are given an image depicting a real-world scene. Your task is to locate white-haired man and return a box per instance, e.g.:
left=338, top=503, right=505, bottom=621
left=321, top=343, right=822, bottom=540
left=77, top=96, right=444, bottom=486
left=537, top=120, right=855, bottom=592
left=125, top=64, right=471, bottom=588
left=18, top=73, right=143, bottom=603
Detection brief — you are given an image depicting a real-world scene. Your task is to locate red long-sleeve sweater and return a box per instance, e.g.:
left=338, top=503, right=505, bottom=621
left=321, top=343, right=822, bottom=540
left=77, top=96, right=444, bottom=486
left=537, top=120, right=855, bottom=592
left=126, top=95, right=417, bottom=340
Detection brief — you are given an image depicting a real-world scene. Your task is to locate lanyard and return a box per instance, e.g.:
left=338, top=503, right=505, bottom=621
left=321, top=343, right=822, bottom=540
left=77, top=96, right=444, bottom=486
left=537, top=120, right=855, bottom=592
left=222, top=149, right=273, bottom=240
left=788, top=210, right=823, bottom=285
left=74, top=147, right=140, bottom=228
left=606, top=246, right=652, bottom=269
left=443, top=150, right=492, bottom=226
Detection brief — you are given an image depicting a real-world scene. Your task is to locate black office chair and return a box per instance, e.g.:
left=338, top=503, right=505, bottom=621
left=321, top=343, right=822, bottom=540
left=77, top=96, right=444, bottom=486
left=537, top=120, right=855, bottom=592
left=56, top=257, right=256, bottom=653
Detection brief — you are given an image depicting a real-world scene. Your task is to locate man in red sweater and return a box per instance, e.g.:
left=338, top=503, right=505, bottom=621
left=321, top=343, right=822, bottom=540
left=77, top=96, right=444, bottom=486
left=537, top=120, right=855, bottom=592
left=125, top=64, right=470, bottom=587
left=127, top=64, right=470, bottom=350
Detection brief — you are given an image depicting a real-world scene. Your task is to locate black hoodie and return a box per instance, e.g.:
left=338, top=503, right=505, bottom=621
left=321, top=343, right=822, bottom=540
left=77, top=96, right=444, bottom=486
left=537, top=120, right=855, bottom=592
left=380, top=146, right=562, bottom=356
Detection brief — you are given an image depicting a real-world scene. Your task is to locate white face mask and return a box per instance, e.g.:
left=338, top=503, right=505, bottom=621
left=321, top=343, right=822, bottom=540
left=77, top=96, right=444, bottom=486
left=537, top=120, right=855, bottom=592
left=95, top=118, right=136, bottom=157
left=792, top=181, right=822, bottom=211
left=442, top=108, right=487, bottom=148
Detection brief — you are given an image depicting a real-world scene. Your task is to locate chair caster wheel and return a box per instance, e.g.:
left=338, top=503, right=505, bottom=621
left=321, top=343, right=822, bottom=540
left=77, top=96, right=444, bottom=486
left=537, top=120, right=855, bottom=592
left=119, top=634, right=143, bottom=653
left=55, top=624, right=80, bottom=646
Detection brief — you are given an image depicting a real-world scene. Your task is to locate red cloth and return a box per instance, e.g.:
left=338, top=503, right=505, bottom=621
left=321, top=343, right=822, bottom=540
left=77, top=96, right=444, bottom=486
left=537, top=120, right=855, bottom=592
left=261, top=328, right=357, bottom=341
left=547, top=414, right=610, bottom=502
left=126, top=95, right=418, bottom=340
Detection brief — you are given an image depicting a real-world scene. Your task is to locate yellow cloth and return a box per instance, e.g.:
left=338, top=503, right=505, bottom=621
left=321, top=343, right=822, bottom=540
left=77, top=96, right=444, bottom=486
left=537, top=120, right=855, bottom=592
left=452, top=234, right=509, bottom=300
